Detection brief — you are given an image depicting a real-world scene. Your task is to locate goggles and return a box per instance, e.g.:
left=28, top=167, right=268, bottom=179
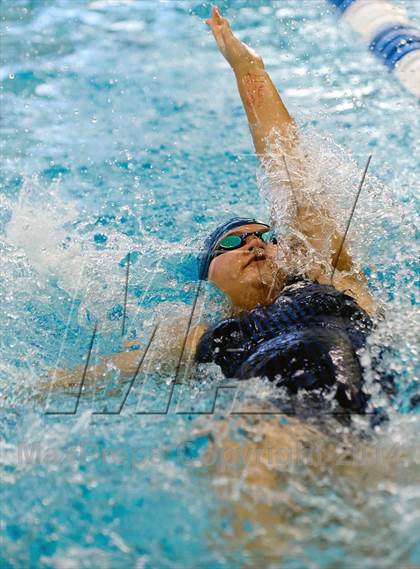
left=212, top=226, right=277, bottom=257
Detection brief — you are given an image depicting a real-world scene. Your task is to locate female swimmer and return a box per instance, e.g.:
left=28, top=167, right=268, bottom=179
left=48, top=7, right=389, bottom=416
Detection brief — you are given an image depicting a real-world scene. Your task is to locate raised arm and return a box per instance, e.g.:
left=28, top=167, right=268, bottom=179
left=206, top=8, right=341, bottom=259
left=206, top=6, right=296, bottom=159
left=206, top=7, right=375, bottom=314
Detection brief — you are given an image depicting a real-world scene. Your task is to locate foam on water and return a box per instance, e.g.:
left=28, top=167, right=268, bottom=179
left=258, top=126, right=418, bottom=410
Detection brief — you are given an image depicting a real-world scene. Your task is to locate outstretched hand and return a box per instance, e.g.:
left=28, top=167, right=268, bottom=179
left=206, top=6, right=263, bottom=71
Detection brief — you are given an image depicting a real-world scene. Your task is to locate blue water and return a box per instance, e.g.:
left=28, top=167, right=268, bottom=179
left=1, top=1, right=419, bottom=568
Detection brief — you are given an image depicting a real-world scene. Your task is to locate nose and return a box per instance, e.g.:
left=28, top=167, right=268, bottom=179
left=245, top=234, right=265, bottom=250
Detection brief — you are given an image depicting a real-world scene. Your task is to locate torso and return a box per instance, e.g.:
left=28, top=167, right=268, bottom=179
left=195, top=279, right=375, bottom=413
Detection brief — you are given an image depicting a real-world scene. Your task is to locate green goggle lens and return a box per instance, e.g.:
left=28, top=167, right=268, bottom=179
left=218, top=234, right=243, bottom=249
left=217, top=230, right=275, bottom=251
left=261, top=230, right=275, bottom=243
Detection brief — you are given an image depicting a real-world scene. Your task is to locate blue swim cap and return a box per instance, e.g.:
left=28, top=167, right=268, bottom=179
left=197, top=217, right=267, bottom=280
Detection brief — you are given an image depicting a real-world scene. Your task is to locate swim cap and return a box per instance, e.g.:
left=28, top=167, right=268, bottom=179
left=197, top=217, right=267, bottom=280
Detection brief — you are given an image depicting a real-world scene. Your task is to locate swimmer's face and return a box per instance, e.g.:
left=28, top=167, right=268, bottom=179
left=208, top=224, right=283, bottom=309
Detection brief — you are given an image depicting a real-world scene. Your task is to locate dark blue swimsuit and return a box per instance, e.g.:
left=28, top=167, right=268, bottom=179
left=195, top=279, right=376, bottom=413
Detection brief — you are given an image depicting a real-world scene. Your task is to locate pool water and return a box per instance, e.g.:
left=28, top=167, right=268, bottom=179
left=1, top=1, right=419, bottom=568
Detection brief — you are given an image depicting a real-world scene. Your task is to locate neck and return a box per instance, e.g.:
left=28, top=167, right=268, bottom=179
left=231, top=280, right=283, bottom=314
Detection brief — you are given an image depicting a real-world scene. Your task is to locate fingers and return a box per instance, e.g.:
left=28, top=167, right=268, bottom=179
left=205, top=11, right=226, bottom=50
left=212, top=6, right=222, bottom=24
left=206, top=5, right=229, bottom=29
left=206, top=6, right=233, bottom=46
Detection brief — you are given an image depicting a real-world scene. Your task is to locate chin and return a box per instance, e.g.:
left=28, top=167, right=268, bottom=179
left=243, top=266, right=273, bottom=287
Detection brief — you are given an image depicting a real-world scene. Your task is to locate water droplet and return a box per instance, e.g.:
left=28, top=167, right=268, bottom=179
left=8, top=73, right=15, bottom=80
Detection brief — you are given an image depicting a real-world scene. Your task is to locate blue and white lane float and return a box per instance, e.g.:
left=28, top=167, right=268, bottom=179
left=328, top=0, right=420, bottom=97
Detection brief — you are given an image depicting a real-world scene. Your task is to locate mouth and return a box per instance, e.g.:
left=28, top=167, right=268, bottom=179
left=244, top=253, right=266, bottom=268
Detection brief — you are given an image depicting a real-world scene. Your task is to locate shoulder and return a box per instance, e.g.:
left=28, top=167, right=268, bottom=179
left=311, top=271, right=376, bottom=317
left=194, top=313, right=248, bottom=362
